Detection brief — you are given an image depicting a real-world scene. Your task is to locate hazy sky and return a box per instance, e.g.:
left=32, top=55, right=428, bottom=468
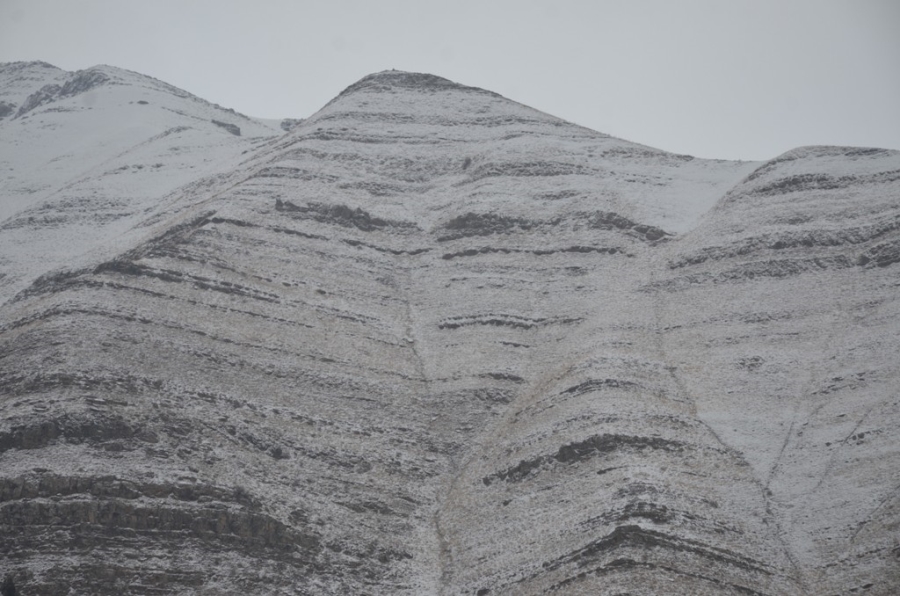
left=1, top=0, right=898, bottom=160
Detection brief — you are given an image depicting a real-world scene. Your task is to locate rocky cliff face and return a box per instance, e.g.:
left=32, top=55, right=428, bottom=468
left=1, top=66, right=898, bottom=595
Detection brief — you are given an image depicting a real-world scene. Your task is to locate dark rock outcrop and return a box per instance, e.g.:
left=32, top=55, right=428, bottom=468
left=211, top=119, right=241, bottom=136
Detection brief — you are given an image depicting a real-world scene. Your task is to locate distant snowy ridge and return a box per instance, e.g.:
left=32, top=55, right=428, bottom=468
left=0, top=61, right=285, bottom=306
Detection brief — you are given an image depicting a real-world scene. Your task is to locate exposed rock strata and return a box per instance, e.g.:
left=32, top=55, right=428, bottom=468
left=1, top=67, right=898, bottom=595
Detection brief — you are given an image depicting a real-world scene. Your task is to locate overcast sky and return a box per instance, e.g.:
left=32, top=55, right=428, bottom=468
left=1, top=0, right=898, bottom=161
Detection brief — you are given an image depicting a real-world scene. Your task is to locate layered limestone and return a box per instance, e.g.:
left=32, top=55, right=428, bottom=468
left=0, top=67, right=898, bottom=595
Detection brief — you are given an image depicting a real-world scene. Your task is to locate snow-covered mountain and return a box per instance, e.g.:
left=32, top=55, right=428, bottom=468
left=0, top=61, right=284, bottom=305
left=1, top=65, right=898, bottom=595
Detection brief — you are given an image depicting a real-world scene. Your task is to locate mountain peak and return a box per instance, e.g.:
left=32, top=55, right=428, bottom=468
left=336, top=69, right=501, bottom=99
left=0, top=60, right=62, bottom=73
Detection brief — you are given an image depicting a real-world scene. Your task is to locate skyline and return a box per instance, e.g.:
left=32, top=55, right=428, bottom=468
left=2, top=0, right=899, bottom=161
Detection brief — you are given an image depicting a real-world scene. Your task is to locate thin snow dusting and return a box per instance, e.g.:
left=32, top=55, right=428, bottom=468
left=0, top=66, right=898, bottom=595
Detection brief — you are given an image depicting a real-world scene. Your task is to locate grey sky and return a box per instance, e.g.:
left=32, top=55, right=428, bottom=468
left=1, top=0, right=898, bottom=160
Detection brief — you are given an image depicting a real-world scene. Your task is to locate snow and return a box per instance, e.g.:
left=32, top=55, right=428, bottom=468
left=0, top=63, right=285, bottom=305
left=1, top=65, right=898, bottom=595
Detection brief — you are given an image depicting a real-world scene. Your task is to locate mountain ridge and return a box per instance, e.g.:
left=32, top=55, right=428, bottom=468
left=0, top=63, right=898, bottom=595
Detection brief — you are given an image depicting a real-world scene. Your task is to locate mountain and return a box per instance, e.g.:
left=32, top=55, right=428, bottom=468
left=0, top=61, right=284, bottom=306
left=1, top=65, right=898, bottom=595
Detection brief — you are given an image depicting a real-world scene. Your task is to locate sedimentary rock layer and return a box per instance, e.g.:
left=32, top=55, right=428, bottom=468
left=1, top=67, right=898, bottom=595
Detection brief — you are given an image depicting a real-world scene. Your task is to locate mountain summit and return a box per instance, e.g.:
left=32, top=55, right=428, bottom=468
left=335, top=69, right=503, bottom=97
left=1, top=64, right=899, bottom=595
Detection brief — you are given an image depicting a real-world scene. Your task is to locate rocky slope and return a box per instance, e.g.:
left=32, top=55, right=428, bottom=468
left=0, top=61, right=283, bottom=306
left=0, top=66, right=898, bottom=595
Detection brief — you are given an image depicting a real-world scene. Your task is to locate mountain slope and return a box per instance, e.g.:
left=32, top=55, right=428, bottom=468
left=0, top=67, right=897, bottom=595
left=0, top=61, right=283, bottom=305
